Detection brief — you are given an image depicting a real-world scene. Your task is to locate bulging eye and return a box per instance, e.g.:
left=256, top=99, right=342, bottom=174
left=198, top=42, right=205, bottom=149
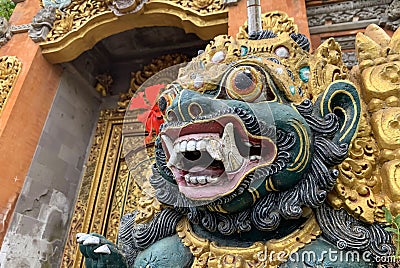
left=226, top=66, right=263, bottom=102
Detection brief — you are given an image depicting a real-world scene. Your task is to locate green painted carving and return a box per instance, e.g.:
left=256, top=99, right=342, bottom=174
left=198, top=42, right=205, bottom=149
left=77, top=12, right=395, bottom=268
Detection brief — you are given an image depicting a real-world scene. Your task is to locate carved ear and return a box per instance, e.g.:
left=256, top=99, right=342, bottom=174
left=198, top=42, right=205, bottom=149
left=318, top=80, right=361, bottom=145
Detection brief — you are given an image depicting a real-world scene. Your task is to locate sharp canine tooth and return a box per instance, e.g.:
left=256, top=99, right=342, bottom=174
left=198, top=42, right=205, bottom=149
left=180, top=141, right=187, bottom=152
left=187, top=140, right=196, bottom=151
left=244, top=141, right=252, bottom=147
left=256, top=156, right=262, bottom=160
left=196, top=140, right=207, bottom=151
left=206, top=139, right=223, bottom=160
left=222, top=123, right=245, bottom=172
left=250, top=155, right=257, bottom=161
left=162, top=135, right=180, bottom=168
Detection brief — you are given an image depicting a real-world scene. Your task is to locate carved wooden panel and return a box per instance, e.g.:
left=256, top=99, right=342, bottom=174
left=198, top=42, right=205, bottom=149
left=60, top=110, right=148, bottom=268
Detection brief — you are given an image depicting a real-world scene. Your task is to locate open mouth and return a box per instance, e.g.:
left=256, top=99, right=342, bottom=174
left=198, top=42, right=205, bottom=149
left=160, top=114, right=277, bottom=200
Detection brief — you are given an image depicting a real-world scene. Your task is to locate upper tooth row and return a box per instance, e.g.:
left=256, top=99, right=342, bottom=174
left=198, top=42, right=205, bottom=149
left=184, top=174, right=219, bottom=185
left=174, top=139, right=217, bottom=153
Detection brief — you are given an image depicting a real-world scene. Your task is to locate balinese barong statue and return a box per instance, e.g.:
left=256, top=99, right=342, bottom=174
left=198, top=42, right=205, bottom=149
left=76, top=2, right=400, bottom=267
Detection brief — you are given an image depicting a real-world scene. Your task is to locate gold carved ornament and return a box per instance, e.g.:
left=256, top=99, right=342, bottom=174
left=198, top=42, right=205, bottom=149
left=170, top=0, right=225, bottom=14
left=327, top=24, right=400, bottom=223
left=40, top=0, right=228, bottom=63
left=61, top=109, right=161, bottom=267
left=61, top=53, right=189, bottom=267
left=118, top=53, right=189, bottom=112
left=169, top=12, right=354, bottom=266
left=0, top=56, right=22, bottom=116
left=177, top=211, right=321, bottom=268
left=178, top=12, right=348, bottom=106
left=236, top=11, right=298, bottom=40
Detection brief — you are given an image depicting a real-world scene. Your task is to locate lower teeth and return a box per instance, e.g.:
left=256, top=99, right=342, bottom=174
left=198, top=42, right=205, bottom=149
left=184, top=174, right=218, bottom=185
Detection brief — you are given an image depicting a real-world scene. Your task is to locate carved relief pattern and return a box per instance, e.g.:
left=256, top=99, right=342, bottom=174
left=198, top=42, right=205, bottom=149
left=90, top=123, right=123, bottom=233
left=177, top=215, right=321, bottom=268
left=0, top=56, right=22, bottom=116
left=118, top=53, right=189, bottom=112
left=47, top=0, right=108, bottom=42
left=379, top=0, right=400, bottom=31
left=170, top=0, right=225, bottom=14
left=306, top=0, right=391, bottom=27
left=328, top=105, right=384, bottom=224
left=105, top=160, right=130, bottom=243
left=61, top=110, right=125, bottom=268
left=61, top=106, right=161, bottom=266
left=237, top=11, right=298, bottom=40
left=28, top=6, right=57, bottom=43
left=107, top=0, right=147, bottom=16
left=46, top=0, right=227, bottom=42
left=121, top=133, right=163, bottom=224
left=328, top=24, right=400, bottom=223
left=61, top=199, right=86, bottom=268
left=322, top=35, right=355, bottom=51
left=308, top=38, right=348, bottom=102
left=0, top=17, right=12, bottom=47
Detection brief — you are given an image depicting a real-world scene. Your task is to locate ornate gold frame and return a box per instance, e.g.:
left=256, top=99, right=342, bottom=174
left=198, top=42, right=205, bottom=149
left=61, top=109, right=151, bottom=267
left=40, top=0, right=229, bottom=63
left=0, top=56, right=22, bottom=116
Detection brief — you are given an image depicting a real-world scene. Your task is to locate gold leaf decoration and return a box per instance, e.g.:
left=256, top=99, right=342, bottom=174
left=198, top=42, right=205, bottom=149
left=170, top=0, right=225, bottom=14
left=117, top=53, right=189, bottom=112
left=47, top=0, right=109, bottom=42
left=329, top=24, right=400, bottom=223
left=0, top=56, right=22, bottom=116
left=177, top=214, right=321, bottom=268
left=237, top=11, right=298, bottom=40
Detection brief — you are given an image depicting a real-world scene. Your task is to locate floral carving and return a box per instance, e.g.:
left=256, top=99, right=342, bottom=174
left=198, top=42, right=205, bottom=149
left=0, top=56, right=22, bottom=115
left=171, top=0, right=225, bottom=13
left=381, top=64, right=400, bottom=83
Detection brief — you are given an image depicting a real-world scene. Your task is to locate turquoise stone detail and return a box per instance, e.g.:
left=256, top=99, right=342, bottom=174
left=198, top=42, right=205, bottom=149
left=240, top=46, right=248, bottom=56
left=299, top=66, right=310, bottom=83
left=289, top=85, right=296, bottom=95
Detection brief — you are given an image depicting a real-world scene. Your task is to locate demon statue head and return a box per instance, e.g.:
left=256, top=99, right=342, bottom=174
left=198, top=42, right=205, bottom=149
left=78, top=12, right=395, bottom=268
left=149, top=14, right=362, bottom=227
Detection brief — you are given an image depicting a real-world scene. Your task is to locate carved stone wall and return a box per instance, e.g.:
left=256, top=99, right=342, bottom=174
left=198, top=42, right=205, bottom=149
left=306, top=0, right=393, bottom=69
left=0, top=68, right=101, bottom=267
left=307, top=0, right=391, bottom=29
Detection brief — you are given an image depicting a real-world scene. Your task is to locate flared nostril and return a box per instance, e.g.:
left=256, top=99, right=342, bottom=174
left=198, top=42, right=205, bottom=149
left=158, top=96, right=168, bottom=114
left=188, top=102, right=203, bottom=118
left=167, top=110, right=178, bottom=122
